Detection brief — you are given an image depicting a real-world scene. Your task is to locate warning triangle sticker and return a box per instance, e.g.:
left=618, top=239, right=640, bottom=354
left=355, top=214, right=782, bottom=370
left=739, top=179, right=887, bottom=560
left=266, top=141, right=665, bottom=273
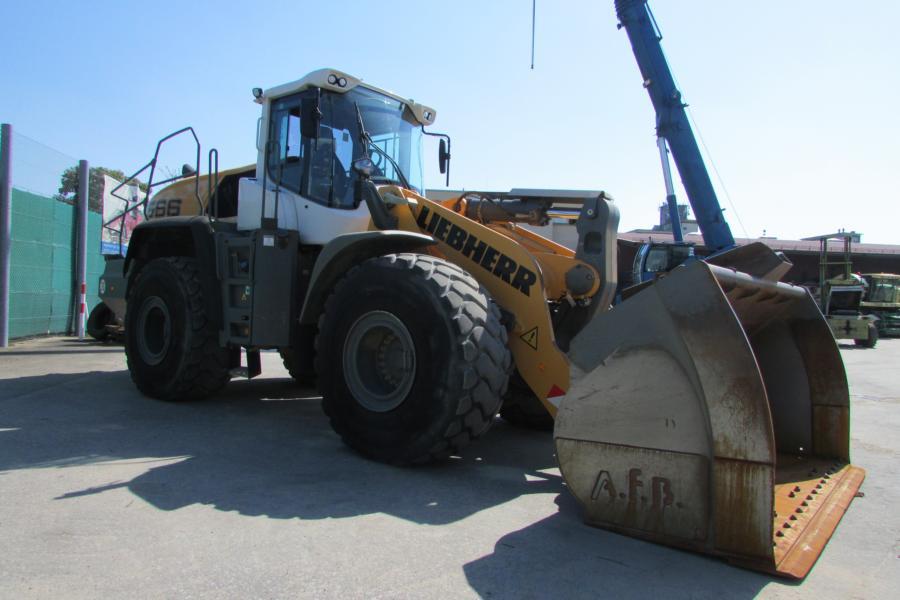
left=520, top=326, right=538, bottom=350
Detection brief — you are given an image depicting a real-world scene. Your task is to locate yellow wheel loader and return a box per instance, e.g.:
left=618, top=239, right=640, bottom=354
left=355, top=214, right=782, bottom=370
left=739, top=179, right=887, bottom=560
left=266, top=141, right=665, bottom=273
left=118, top=67, right=863, bottom=579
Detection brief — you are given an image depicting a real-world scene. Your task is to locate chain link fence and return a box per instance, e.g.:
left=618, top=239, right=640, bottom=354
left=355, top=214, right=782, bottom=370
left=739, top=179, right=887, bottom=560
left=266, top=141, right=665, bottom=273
left=2, top=128, right=104, bottom=340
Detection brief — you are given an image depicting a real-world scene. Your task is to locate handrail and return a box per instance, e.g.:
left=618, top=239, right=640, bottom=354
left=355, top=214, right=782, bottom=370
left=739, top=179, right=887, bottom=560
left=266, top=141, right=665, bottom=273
left=208, top=148, right=219, bottom=220
left=101, top=127, right=205, bottom=255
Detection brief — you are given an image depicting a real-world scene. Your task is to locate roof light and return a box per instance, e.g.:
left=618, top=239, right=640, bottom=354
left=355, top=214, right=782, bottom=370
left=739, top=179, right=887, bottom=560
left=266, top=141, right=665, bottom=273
left=327, top=73, right=348, bottom=88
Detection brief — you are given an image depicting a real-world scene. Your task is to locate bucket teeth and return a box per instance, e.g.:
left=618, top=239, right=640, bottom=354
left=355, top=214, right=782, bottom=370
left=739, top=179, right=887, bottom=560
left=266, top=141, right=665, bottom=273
left=771, top=462, right=865, bottom=578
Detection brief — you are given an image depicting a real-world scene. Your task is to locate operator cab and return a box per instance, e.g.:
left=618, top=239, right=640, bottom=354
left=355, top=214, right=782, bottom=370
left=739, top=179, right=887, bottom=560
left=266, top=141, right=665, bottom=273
left=824, top=273, right=866, bottom=316
left=631, top=241, right=695, bottom=284
left=237, top=69, right=438, bottom=244
left=862, top=273, right=900, bottom=304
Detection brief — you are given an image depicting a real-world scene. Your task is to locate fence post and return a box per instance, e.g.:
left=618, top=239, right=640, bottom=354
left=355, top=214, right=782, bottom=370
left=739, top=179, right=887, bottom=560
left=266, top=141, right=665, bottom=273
left=76, top=159, right=89, bottom=339
left=0, top=124, right=12, bottom=347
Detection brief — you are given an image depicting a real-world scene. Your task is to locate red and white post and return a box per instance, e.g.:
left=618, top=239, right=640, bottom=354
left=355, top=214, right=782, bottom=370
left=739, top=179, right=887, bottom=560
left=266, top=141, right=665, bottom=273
left=75, top=159, right=89, bottom=340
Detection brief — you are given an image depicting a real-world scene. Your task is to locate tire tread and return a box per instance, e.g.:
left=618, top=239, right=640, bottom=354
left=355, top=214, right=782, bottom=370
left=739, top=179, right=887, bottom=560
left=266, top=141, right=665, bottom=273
left=125, top=257, right=229, bottom=400
left=316, top=253, right=511, bottom=464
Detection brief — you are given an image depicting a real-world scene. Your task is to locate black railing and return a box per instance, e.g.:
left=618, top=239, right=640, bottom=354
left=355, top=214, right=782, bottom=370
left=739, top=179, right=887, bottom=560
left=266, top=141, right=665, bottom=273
left=102, top=127, right=219, bottom=256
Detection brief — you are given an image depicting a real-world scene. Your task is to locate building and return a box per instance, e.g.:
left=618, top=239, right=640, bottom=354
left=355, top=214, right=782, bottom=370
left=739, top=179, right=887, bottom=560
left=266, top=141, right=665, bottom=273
left=616, top=231, right=900, bottom=286
left=425, top=190, right=900, bottom=286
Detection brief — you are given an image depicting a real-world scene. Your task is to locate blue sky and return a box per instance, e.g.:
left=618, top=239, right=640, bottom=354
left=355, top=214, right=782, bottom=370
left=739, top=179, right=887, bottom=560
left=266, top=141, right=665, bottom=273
left=2, top=1, right=898, bottom=243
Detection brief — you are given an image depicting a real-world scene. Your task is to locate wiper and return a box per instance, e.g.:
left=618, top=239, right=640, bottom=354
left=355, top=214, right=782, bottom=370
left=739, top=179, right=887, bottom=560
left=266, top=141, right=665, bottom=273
left=354, top=101, right=412, bottom=191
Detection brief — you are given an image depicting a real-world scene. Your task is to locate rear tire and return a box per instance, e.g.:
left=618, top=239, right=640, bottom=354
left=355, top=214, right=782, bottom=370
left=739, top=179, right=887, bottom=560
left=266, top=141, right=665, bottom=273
left=500, top=371, right=554, bottom=431
left=87, top=302, right=112, bottom=341
left=854, top=322, right=878, bottom=348
left=125, top=257, right=230, bottom=400
left=316, top=253, right=511, bottom=465
left=279, top=324, right=317, bottom=386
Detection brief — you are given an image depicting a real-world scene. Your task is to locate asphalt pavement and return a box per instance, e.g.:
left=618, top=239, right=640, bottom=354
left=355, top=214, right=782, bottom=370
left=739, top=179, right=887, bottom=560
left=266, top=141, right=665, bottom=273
left=1, top=336, right=897, bottom=599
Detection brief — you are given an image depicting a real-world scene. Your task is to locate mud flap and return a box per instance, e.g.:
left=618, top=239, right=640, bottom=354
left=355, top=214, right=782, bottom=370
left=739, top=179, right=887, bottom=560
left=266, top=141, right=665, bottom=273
left=554, top=259, right=864, bottom=579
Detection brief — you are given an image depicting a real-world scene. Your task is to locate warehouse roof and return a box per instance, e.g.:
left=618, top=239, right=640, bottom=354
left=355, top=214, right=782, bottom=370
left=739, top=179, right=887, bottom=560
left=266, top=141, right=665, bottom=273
left=618, top=231, right=900, bottom=255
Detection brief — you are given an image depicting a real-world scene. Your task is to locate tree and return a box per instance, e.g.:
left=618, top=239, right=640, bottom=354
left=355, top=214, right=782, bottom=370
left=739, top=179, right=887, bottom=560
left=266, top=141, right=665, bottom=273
left=56, top=166, right=147, bottom=213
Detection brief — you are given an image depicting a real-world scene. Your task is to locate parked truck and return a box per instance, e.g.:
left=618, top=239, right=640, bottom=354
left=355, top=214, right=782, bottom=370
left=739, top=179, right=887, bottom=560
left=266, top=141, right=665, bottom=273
left=808, top=231, right=878, bottom=347
left=861, top=273, right=900, bottom=336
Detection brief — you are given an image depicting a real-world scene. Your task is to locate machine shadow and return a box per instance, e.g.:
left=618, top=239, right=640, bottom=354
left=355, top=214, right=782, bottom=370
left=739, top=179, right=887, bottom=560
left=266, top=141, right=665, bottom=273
left=462, top=495, right=777, bottom=599
left=0, top=369, right=560, bottom=525
left=0, top=368, right=786, bottom=591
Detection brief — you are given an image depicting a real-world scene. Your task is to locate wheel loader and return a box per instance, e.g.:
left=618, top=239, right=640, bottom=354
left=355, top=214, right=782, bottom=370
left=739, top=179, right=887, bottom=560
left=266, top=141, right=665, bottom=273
left=117, top=3, right=864, bottom=580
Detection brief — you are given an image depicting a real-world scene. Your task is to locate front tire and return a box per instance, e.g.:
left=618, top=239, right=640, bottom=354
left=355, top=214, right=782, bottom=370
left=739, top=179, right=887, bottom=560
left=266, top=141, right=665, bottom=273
left=125, top=257, right=230, bottom=400
left=316, top=253, right=511, bottom=465
left=500, top=371, right=554, bottom=431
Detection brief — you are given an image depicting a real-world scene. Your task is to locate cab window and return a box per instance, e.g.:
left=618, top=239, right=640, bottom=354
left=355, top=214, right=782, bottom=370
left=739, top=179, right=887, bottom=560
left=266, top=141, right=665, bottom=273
left=266, top=90, right=358, bottom=209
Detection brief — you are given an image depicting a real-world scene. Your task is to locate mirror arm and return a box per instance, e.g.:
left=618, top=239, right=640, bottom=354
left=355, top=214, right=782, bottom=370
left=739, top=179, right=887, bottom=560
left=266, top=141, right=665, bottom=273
left=422, top=127, right=451, bottom=187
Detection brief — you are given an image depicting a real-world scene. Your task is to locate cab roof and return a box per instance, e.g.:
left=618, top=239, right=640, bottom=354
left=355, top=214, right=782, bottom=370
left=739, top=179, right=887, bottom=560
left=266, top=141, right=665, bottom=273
left=259, top=68, right=436, bottom=127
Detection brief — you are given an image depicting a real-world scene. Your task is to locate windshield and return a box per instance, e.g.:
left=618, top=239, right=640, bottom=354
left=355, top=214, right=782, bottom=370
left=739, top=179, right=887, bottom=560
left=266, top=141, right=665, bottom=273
left=867, top=279, right=898, bottom=303
left=350, top=87, right=424, bottom=191
left=267, top=85, right=424, bottom=209
left=644, top=247, right=670, bottom=273
left=829, top=289, right=862, bottom=311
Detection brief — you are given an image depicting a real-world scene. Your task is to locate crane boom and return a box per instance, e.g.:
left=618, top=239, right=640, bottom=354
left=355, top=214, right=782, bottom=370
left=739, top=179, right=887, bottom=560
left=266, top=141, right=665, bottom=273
left=615, top=0, right=736, bottom=253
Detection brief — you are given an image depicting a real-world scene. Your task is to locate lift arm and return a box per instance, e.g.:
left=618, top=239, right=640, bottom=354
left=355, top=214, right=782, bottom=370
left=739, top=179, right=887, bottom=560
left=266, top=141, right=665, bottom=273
left=615, top=0, right=735, bottom=253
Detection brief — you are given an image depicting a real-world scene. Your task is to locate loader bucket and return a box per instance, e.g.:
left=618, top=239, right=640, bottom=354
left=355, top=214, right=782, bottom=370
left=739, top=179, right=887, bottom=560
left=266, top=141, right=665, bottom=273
left=554, top=259, right=865, bottom=579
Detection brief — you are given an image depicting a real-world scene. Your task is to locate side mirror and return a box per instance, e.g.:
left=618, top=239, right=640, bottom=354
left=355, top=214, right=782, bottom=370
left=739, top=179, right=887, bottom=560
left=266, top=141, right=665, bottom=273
left=300, top=96, right=321, bottom=139
left=422, top=128, right=452, bottom=186
left=353, top=157, right=376, bottom=179
left=438, top=138, right=449, bottom=174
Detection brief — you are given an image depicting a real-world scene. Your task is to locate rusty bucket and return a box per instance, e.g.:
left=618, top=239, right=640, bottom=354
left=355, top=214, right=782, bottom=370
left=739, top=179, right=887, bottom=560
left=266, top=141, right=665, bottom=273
left=554, top=258, right=864, bottom=578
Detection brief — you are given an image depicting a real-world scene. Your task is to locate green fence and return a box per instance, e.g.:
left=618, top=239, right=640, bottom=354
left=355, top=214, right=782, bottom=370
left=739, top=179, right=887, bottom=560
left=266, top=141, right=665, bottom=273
left=8, top=188, right=103, bottom=339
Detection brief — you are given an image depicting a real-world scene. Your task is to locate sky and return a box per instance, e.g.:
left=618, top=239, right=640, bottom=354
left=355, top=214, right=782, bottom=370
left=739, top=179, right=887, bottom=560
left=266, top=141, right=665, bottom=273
left=2, top=0, right=899, bottom=243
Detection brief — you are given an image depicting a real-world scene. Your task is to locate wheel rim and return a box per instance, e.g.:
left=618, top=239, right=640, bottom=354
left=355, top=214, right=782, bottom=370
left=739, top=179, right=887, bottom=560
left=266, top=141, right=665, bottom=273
left=137, top=296, right=171, bottom=366
left=343, top=310, right=417, bottom=412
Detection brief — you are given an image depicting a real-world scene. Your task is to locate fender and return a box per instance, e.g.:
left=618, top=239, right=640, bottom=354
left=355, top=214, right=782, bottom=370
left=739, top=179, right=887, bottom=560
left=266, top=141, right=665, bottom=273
left=298, top=231, right=436, bottom=325
left=124, top=216, right=222, bottom=326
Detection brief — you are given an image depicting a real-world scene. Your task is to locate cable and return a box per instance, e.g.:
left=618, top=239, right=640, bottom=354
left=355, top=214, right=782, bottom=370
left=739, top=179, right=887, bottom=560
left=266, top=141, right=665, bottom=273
left=684, top=107, right=751, bottom=240
left=655, top=34, right=751, bottom=240
left=530, top=0, right=537, bottom=69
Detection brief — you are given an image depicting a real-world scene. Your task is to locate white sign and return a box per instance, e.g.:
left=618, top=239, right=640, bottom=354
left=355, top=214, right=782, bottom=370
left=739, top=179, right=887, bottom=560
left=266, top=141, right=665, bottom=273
left=101, top=174, right=146, bottom=255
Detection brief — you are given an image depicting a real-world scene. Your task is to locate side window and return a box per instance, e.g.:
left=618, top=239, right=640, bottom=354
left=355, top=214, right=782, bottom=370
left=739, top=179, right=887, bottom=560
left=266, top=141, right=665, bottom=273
left=267, top=93, right=310, bottom=196
left=645, top=247, right=669, bottom=273
left=284, top=114, right=301, bottom=159
left=332, top=128, right=353, bottom=173
left=309, top=96, right=357, bottom=208
left=265, top=89, right=358, bottom=209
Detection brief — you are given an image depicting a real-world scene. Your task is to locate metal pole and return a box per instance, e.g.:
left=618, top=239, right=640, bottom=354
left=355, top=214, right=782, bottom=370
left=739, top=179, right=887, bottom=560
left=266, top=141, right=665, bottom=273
left=0, top=124, right=12, bottom=347
left=656, top=136, right=683, bottom=243
left=75, top=159, right=89, bottom=339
